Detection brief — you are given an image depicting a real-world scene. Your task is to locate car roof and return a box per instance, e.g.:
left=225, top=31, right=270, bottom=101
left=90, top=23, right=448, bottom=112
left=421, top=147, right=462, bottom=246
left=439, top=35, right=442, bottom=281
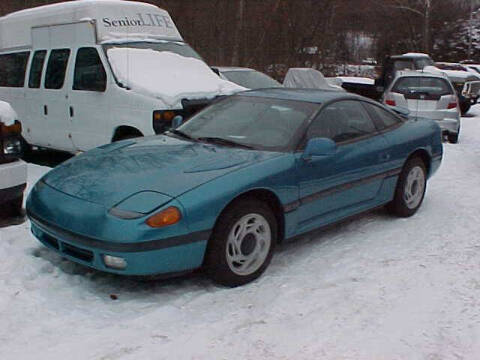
left=239, top=88, right=362, bottom=104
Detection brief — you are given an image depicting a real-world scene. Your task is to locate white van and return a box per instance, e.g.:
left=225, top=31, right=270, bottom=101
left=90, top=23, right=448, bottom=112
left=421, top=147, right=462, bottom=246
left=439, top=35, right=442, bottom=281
left=0, top=0, right=240, bottom=152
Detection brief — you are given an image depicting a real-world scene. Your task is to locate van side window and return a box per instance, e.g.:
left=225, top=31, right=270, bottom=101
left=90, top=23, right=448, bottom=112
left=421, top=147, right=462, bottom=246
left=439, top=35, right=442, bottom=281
left=73, top=48, right=107, bottom=92
left=45, top=49, right=70, bottom=90
left=28, top=50, right=47, bottom=89
left=0, top=52, right=30, bottom=87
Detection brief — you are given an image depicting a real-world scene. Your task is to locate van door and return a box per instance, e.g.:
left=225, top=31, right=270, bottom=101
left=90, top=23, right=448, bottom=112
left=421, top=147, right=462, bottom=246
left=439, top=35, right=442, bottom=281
left=24, top=50, right=48, bottom=147
left=31, top=22, right=97, bottom=151
left=68, top=47, right=110, bottom=151
left=43, top=48, right=74, bottom=151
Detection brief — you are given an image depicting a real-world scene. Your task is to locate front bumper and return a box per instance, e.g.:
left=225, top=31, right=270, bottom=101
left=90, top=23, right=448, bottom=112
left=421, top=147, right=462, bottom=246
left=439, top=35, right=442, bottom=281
left=27, top=181, right=210, bottom=276
left=29, top=213, right=209, bottom=275
left=0, top=159, right=27, bottom=190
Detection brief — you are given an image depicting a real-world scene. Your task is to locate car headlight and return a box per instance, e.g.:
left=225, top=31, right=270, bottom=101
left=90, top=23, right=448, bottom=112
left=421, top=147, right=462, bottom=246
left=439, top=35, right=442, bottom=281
left=3, top=137, right=22, bottom=156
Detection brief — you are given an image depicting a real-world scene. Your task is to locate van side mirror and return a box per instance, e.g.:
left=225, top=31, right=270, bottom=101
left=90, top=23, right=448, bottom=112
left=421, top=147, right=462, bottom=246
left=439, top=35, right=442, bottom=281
left=302, top=138, right=336, bottom=161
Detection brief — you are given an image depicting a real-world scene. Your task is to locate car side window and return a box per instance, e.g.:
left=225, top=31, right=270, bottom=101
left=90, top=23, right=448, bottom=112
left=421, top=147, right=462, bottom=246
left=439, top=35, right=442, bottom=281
left=306, top=100, right=377, bottom=144
left=73, top=47, right=107, bottom=92
left=45, top=49, right=70, bottom=90
left=28, top=50, right=47, bottom=89
left=364, top=103, right=402, bottom=130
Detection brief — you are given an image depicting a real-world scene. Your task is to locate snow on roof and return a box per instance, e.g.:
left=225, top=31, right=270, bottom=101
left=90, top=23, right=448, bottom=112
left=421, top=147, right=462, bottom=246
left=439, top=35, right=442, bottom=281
left=423, top=65, right=478, bottom=81
left=402, top=52, right=431, bottom=58
left=335, top=77, right=375, bottom=85
left=0, top=101, right=18, bottom=126
left=106, top=48, right=245, bottom=108
left=0, top=0, right=182, bottom=50
left=395, top=70, right=448, bottom=79
left=283, top=68, right=344, bottom=91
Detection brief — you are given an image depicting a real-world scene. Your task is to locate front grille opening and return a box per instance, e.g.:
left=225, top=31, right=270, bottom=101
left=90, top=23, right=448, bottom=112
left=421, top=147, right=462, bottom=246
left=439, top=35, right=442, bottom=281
left=62, top=243, right=94, bottom=263
left=42, top=233, right=59, bottom=250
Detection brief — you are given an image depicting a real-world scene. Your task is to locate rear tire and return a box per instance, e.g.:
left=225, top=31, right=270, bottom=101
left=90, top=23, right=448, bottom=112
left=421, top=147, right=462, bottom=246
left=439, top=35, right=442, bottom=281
left=205, top=199, right=277, bottom=287
left=448, top=132, right=459, bottom=144
left=387, top=157, right=427, bottom=217
left=460, top=102, right=471, bottom=115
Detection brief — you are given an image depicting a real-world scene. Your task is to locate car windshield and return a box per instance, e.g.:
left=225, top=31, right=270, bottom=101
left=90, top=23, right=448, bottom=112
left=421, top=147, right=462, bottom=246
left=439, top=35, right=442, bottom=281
left=103, top=41, right=202, bottom=61
left=175, top=95, right=319, bottom=152
left=392, top=76, right=453, bottom=96
left=222, top=70, right=282, bottom=89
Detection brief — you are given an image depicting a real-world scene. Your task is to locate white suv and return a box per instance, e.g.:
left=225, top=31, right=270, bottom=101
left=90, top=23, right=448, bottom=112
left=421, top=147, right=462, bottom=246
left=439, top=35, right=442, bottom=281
left=0, top=101, right=27, bottom=217
left=383, top=71, right=461, bottom=143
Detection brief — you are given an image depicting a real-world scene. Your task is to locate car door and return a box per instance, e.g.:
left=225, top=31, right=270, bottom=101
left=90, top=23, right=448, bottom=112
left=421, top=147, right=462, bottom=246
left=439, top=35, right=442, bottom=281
left=68, top=47, right=110, bottom=151
left=295, top=100, right=391, bottom=233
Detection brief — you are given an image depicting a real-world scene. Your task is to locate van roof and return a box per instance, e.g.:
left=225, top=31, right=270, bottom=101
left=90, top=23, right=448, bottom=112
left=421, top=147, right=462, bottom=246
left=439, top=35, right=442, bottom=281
left=0, top=0, right=182, bottom=50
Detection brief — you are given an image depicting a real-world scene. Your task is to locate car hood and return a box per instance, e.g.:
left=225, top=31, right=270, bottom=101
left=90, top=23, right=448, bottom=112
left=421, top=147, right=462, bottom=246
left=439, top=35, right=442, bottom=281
left=43, top=135, right=280, bottom=209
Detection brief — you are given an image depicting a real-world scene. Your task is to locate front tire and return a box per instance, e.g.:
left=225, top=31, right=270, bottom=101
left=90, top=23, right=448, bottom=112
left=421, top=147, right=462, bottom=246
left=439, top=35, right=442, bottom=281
left=205, top=199, right=277, bottom=287
left=387, top=157, right=427, bottom=217
left=1, top=194, right=23, bottom=217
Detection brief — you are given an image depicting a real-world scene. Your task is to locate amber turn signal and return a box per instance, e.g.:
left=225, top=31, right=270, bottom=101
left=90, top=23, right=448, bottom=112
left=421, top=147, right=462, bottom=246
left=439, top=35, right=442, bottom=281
left=146, top=206, right=182, bottom=228
left=0, top=121, right=22, bottom=135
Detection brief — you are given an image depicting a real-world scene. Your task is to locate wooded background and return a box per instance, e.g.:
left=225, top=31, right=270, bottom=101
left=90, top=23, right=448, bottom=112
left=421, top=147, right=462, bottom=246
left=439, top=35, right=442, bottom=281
left=1, top=0, right=479, bottom=78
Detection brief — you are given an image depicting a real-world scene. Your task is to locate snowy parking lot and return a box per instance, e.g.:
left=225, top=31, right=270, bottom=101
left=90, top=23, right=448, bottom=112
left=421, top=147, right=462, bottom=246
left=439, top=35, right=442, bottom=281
left=2, top=108, right=480, bottom=360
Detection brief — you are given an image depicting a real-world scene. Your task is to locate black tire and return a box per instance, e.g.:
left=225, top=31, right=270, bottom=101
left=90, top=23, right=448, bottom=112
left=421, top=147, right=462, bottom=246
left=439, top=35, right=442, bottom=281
left=460, top=102, right=471, bottom=115
left=387, top=157, right=427, bottom=217
left=205, top=199, right=277, bottom=287
left=448, top=132, right=459, bottom=144
left=1, top=194, right=23, bottom=217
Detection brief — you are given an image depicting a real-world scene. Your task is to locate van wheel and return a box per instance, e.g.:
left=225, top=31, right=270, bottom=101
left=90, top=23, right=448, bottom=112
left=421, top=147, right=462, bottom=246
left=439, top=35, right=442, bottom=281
left=205, top=199, right=277, bottom=287
left=112, top=127, right=143, bottom=142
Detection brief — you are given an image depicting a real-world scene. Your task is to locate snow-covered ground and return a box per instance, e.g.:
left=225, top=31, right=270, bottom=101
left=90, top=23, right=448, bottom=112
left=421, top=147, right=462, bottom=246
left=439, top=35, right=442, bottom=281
left=2, top=108, right=480, bottom=359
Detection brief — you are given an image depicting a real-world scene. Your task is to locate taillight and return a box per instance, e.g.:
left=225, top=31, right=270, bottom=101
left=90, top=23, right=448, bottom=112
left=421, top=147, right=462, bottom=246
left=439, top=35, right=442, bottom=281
left=447, top=102, right=457, bottom=109
left=385, top=99, right=396, bottom=106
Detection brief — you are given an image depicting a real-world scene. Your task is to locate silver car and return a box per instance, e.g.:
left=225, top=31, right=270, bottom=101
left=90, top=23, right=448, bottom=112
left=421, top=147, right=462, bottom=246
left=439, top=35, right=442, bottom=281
left=383, top=71, right=461, bottom=143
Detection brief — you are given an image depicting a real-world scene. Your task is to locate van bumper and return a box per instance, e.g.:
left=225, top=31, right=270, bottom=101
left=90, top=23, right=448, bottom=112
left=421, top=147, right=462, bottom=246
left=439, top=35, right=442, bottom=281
left=0, top=160, right=27, bottom=203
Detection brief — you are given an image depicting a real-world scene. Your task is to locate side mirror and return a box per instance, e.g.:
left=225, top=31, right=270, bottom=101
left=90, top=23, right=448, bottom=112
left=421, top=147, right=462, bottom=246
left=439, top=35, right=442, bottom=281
left=172, top=115, right=184, bottom=129
left=302, top=137, right=336, bottom=161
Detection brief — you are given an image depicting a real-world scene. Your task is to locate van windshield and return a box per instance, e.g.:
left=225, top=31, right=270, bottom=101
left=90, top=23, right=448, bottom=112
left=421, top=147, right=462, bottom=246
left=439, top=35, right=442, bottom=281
left=103, top=41, right=202, bottom=60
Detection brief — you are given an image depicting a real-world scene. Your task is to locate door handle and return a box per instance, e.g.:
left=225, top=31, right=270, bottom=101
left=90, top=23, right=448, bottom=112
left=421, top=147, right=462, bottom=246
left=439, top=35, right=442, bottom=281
left=43, top=105, right=48, bottom=116
left=379, top=153, right=390, bottom=161
left=69, top=106, right=74, bottom=117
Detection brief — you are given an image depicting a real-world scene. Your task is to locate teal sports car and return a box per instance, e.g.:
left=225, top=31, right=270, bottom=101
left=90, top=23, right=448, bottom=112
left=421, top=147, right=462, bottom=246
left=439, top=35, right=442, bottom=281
left=27, top=89, right=443, bottom=287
